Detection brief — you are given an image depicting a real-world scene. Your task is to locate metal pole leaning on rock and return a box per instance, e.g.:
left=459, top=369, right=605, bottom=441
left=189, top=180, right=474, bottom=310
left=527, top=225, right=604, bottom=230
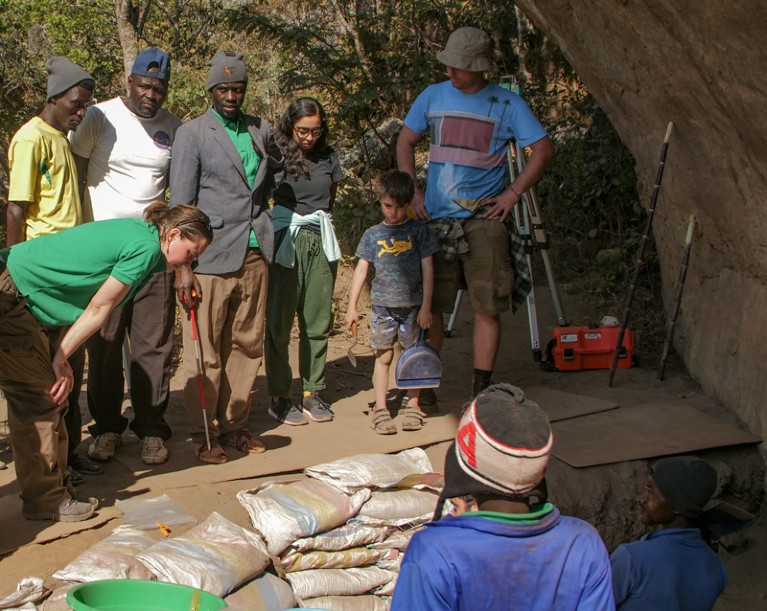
left=658, top=215, right=695, bottom=381
left=608, top=121, right=674, bottom=387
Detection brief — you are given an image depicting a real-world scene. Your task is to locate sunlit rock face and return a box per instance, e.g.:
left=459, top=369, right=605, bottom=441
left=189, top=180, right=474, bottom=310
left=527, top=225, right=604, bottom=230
left=519, top=0, right=767, bottom=440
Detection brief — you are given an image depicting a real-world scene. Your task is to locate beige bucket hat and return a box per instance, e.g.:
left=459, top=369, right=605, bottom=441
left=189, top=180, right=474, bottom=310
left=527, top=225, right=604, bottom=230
left=436, top=27, right=494, bottom=71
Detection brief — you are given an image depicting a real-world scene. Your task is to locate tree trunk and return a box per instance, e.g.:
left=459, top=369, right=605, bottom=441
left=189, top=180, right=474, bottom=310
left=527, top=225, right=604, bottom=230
left=115, top=0, right=139, bottom=91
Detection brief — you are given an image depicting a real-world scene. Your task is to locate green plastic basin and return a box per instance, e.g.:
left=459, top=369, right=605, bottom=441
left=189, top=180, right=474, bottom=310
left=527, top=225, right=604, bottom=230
left=66, top=579, right=228, bottom=611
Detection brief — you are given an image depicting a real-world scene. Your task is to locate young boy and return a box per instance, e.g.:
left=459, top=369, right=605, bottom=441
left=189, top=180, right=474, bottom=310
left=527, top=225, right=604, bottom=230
left=346, top=170, right=440, bottom=435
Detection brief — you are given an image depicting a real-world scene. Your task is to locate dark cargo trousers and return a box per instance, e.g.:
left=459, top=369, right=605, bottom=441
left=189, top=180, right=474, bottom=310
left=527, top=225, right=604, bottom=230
left=86, top=271, right=175, bottom=441
left=0, top=269, right=69, bottom=514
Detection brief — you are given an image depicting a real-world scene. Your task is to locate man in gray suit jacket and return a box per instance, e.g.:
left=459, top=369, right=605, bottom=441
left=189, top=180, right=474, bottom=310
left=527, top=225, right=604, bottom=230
left=169, top=51, right=283, bottom=464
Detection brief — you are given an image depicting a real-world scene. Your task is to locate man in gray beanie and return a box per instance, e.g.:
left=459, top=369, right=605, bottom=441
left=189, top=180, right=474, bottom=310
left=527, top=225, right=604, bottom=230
left=392, top=384, right=614, bottom=610
left=5, top=56, right=95, bottom=519
left=397, top=27, right=555, bottom=402
left=611, top=456, right=727, bottom=610
left=170, top=51, right=283, bottom=464
left=70, top=48, right=182, bottom=468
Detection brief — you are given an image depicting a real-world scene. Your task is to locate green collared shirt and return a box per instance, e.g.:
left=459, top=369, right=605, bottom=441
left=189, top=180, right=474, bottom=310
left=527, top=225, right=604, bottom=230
left=212, top=108, right=261, bottom=248
left=463, top=502, right=555, bottom=525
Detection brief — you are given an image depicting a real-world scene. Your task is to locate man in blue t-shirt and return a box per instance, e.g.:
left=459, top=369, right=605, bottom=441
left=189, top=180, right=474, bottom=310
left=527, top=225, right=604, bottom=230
left=397, top=27, right=555, bottom=397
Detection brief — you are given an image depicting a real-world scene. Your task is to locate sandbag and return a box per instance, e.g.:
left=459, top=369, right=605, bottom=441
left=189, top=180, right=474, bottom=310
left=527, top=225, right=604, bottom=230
left=223, top=571, right=296, bottom=611
left=375, top=550, right=402, bottom=572
left=285, top=567, right=396, bottom=600
left=281, top=546, right=388, bottom=572
left=40, top=584, right=74, bottom=611
left=288, top=523, right=387, bottom=554
left=136, top=511, right=269, bottom=597
left=369, top=527, right=423, bottom=551
left=304, top=448, right=433, bottom=492
left=354, top=489, right=439, bottom=526
left=301, top=594, right=390, bottom=611
left=237, top=479, right=370, bottom=556
left=52, top=526, right=156, bottom=583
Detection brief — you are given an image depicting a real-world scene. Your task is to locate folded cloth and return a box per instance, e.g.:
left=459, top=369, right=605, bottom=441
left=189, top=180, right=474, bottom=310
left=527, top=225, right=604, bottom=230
left=272, top=205, right=341, bottom=268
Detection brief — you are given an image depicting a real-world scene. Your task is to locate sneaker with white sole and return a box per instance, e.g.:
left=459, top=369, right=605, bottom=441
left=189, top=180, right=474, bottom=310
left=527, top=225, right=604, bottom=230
left=141, top=436, right=169, bottom=465
left=88, top=432, right=122, bottom=461
left=23, top=497, right=95, bottom=522
left=268, top=397, right=308, bottom=426
left=302, top=392, right=334, bottom=422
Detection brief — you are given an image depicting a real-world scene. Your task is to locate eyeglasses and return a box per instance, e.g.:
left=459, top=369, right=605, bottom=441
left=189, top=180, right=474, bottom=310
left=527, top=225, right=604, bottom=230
left=293, top=126, right=323, bottom=139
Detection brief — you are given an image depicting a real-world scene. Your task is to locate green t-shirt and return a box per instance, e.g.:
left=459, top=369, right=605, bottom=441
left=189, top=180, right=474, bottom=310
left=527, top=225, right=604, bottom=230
left=212, top=108, right=261, bottom=248
left=1, top=218, right=165, bottom=326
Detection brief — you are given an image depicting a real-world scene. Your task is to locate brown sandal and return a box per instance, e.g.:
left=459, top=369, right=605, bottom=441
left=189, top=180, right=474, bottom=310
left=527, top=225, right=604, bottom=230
left=400, top=407, right=426, bottom=431
left=223, top=429, right=267, bottom=454
left=371, top=409, right=397, bottom=435
left=194, top=441, right=229, bottom=464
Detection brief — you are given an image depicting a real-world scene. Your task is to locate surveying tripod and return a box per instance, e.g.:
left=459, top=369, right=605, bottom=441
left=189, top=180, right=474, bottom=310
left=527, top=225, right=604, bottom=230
left=444, top=77, right=568, bottom=362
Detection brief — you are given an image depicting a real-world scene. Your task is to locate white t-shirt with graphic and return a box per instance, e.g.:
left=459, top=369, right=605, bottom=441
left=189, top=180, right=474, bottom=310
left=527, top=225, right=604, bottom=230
left=69, top=96, right=182, bottom=221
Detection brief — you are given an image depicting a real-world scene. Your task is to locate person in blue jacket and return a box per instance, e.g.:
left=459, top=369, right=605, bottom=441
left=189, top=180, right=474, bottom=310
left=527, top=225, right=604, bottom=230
left=391, top=384, right=615, bottom=611
left=611, top=456, right=727, bottom=610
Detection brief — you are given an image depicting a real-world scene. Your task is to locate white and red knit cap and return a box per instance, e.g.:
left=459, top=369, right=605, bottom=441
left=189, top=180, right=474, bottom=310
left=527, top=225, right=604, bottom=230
left=455, top=384, right=553, bottom=495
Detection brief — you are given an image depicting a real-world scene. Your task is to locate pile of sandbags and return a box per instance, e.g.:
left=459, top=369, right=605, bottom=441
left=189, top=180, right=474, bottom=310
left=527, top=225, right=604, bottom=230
left=30, top=448, right=442, bottom=611
left=237, top=448, right=443, bottom=610
left=41, top=513, right=295, bottom=611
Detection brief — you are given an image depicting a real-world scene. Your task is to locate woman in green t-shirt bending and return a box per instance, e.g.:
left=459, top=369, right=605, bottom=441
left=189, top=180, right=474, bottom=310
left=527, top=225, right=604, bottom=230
left=0, top=202, right=212, bottom=523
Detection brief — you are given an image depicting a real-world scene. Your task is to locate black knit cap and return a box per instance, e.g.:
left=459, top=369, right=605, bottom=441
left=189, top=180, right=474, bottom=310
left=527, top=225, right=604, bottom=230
left=46, top=57, right=94, bottom=100
left=650, top=456, right=718, bottom=519
left=207, top=51, right=248, bottom=90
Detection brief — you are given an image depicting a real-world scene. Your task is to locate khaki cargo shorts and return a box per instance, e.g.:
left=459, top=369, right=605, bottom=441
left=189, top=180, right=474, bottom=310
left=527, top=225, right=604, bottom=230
left=431, top=217, right=514, bottom=316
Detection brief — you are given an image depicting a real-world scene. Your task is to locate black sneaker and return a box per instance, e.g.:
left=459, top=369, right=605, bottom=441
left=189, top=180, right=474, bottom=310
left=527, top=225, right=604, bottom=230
left=302, top=392, right=334, bottom=423
left=66, top=465, right=84, bottom=486
left=268, top=397, right=309, bottom=426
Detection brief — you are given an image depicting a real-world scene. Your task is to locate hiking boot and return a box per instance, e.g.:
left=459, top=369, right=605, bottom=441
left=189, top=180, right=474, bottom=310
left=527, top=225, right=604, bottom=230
left=66, top=465, right=84, bottom=486
left=268, top=397, right=308, bottom=426
left=88, top=432, right=122, bottom=461
left=140, top=437, right=169, bottom=465
left=69, top=454, right=104, bottom=475
left=23, top=497, right=95, bottom=522
left=302, top=392, right=334, bottom=423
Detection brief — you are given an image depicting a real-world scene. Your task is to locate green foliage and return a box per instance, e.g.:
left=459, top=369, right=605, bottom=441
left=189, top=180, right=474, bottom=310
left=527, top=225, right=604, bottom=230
left=536, top=103, right=657, bottom=294
left=0, top=0, right=652, bottom=301
left=332, top=182, right=380, bottom=255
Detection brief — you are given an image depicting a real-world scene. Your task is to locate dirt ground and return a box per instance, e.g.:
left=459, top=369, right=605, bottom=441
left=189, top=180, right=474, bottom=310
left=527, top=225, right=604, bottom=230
left=0, top=265, right=764, bottom=608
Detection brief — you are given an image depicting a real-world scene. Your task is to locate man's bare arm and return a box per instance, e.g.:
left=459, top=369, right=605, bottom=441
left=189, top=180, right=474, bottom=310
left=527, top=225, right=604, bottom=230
left=6, top=201, right=28, bottom=246
left=396, top=126, right=428, bottom=220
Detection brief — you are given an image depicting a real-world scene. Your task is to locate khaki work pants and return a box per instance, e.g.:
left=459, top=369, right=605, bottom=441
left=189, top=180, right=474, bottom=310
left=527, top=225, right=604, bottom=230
left=181, top=250, right=268, bottom=444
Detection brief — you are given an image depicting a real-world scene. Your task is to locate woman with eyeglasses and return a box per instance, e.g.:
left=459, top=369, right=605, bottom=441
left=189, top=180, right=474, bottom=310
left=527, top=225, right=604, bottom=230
left=0, top=202, right=212, bottom=523
left=265, top=97, right=343, bottom=426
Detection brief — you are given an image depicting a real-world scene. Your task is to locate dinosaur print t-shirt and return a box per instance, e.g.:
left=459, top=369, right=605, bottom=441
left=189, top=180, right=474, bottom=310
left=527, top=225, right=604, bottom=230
left=404, top=80, right=548, bottom=219
left=355, top=219, right=440, bottom=307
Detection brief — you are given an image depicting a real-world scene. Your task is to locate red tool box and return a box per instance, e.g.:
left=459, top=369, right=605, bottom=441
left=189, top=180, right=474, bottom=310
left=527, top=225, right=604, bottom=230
left=549, top=325, right=635, bottom=371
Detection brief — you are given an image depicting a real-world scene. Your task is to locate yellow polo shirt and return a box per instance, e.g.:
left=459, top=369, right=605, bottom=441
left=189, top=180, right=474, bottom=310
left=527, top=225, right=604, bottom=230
left=8, top=116, right=82, bottom=239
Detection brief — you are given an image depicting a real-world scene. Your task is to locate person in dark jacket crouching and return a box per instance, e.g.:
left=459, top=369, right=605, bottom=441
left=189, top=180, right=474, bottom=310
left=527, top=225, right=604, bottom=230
left=611, top=456, right=726, bottom=610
